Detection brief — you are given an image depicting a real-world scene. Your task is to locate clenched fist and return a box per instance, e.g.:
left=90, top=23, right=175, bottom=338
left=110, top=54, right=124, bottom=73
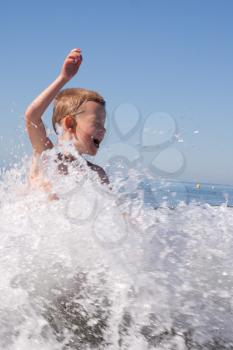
left=60, top=48, right=83, bottom=81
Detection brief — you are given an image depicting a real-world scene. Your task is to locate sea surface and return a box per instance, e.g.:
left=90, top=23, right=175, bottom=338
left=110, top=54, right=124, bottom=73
left=142, top=180, right=233, bottom=209
left=0, top=154, right=233, bottom=349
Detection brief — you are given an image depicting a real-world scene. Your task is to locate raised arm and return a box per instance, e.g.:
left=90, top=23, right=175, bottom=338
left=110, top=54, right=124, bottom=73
left=25, top=48, right=82, bottom=154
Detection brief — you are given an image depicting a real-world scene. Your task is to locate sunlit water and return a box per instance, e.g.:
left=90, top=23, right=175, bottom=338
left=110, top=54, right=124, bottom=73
left=1, top=151, right=233, bottom=349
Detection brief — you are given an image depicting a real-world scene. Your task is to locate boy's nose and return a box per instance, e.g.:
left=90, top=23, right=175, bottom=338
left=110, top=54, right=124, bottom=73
left=98, top=127, right=106, bottom=137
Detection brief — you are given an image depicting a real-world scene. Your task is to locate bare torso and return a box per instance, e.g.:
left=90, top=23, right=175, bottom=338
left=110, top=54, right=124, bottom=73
left=29, top=152, right=109, bottom=194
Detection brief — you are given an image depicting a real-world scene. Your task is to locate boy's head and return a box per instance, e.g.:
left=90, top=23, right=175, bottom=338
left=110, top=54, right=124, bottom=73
left=53, top=88, right=106, bottom=156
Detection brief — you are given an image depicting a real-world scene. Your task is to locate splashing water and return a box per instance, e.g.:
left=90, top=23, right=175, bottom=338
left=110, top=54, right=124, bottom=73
left=1, top=151, right=233, bottom=350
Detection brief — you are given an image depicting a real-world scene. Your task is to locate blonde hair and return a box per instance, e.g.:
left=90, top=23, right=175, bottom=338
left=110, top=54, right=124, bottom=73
left=52, top=88, right=105, bottom=133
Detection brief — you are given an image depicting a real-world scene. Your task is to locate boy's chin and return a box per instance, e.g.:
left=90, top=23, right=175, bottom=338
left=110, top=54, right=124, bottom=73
left=89, top=148, right=98, bottom=156
left=84, top=146, right=98, bottom=156
left=74, top=143, right=98, bottom=156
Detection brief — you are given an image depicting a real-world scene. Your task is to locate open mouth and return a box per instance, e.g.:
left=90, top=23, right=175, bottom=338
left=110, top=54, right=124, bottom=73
left=93, top=137, right=101, bottom=149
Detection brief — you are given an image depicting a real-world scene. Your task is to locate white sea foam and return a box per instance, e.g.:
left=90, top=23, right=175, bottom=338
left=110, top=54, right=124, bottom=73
left=0, top=152, right=233, bottom=349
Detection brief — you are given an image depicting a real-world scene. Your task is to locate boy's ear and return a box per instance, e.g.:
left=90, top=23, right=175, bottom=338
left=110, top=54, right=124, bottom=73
left=63, top=115, right=77, bottom=132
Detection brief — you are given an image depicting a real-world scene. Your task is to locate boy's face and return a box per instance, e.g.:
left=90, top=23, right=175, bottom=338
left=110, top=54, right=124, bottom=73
left=74, top=101, right=106, bottom=156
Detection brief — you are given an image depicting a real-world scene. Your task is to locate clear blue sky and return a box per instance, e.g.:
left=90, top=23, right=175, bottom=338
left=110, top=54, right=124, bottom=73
left=0, top=0, right=233, bottom=185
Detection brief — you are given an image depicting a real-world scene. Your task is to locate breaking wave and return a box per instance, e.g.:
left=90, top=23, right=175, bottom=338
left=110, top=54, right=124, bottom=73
left=0, top=150, right=233, bottom=349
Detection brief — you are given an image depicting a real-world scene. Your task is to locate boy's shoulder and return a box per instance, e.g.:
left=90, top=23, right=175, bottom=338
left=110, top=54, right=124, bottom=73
left=86, top=161, right=109, bottom=185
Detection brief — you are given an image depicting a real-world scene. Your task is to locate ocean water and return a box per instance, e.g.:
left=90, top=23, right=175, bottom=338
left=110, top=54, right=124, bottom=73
left=142, top=180, right=233, bottom=209
left=1, top=152, right=233, bottom=349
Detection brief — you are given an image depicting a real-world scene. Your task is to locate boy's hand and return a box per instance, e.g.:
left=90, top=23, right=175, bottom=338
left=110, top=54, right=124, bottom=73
left=60, top=48, right=83, bottom=81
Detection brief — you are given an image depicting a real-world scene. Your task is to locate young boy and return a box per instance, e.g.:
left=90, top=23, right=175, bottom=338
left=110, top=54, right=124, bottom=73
left=25, top=48, right=109, bottom=193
